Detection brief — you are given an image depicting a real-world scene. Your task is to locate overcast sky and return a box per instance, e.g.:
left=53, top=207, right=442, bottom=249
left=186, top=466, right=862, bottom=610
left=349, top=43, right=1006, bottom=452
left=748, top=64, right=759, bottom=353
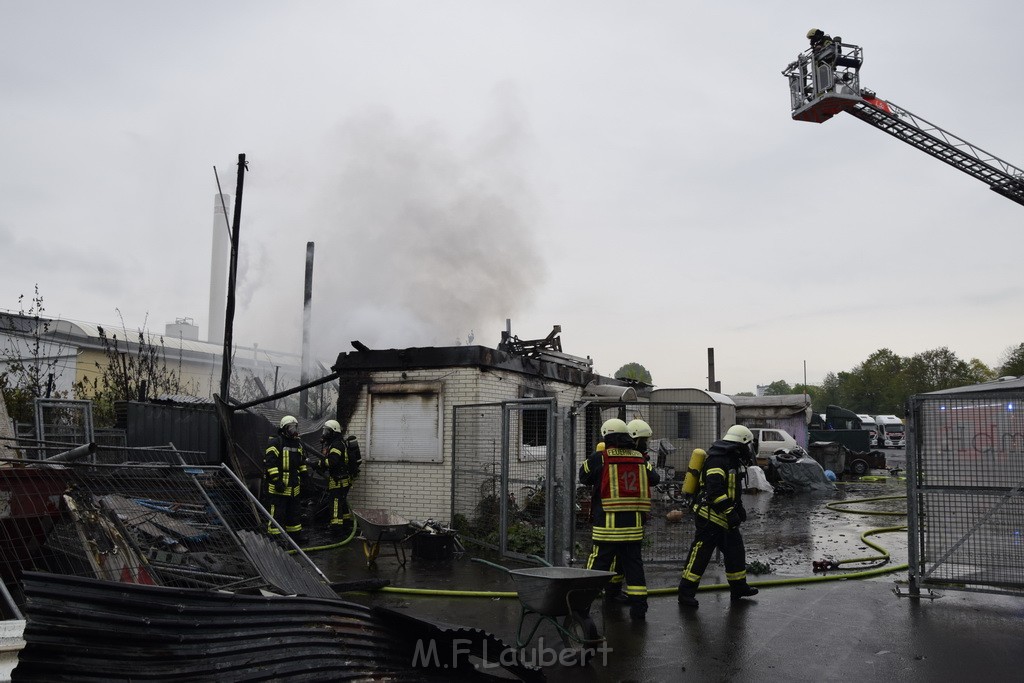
left=2, top=1, right=1022, bottom=394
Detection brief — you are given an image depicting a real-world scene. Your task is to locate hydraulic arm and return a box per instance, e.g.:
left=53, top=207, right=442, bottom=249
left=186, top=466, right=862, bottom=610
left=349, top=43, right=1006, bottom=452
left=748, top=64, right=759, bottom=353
left=783, top=40, right=1024, bottom=207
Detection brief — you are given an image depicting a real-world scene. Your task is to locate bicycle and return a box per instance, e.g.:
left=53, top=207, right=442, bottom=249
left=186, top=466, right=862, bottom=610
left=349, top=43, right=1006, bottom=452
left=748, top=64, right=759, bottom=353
left=652, top=468, right=685, bottom=504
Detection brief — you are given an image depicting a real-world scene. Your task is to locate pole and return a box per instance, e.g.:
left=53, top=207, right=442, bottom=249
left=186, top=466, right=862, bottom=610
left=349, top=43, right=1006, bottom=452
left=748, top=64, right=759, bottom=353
left=220, top=153, right=246, bottom=403
left=219, top=153, right=247, bottom=465
left=300, top=241, right=314, bottom=418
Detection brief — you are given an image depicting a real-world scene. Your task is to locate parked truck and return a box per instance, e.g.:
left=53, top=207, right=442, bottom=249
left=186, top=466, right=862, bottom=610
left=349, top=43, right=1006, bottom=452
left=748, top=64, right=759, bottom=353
left=858, top=414, right=879, bottom=448
left=874, top=415, right=905, bottom=449
left=808, top=405, right=886, bottom=475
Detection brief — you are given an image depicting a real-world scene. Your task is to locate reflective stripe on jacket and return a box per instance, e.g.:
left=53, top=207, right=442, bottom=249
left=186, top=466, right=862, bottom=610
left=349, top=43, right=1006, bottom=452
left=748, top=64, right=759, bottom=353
left=265, top=435, right=306, bottom=497
left=693, top=439, right=744, bottom=529
left=598, top=448, right=652, bottom=513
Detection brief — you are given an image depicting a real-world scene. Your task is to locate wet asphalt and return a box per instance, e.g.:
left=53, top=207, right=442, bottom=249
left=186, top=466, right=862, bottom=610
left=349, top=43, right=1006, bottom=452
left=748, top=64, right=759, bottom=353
left=308, top=452, right=1024, bottom=681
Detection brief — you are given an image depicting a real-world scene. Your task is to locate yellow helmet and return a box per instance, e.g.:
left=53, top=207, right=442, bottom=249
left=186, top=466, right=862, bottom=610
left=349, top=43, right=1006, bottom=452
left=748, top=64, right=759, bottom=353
left=600, top=418, right=628, bottom=437
left=627, top=419, right=653, bottom=439
left=807, top=27, right=822, bottom=39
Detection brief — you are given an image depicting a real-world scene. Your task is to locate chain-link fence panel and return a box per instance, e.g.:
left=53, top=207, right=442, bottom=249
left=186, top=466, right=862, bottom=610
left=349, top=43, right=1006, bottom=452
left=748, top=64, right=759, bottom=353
left=451, top=400, right=556, bottom=562
left=908, top=390, right=1024, bottom=596
left=0, top=457, right=332, bottom=598
left=451, top=403, right=505, bottom=551
left=570, top=401, right=725, bottom=564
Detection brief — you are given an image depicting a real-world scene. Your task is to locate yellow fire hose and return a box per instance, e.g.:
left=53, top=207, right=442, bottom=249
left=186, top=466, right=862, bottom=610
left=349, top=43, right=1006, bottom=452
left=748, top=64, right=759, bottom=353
left=361, top=494, right=909, bottom=598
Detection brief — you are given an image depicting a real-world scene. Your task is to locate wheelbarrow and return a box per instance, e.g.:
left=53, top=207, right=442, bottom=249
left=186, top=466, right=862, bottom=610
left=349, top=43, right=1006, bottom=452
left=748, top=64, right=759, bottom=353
left=352, top=508, right=416, bottom=567
left=474, top=558, right=615, bottom=649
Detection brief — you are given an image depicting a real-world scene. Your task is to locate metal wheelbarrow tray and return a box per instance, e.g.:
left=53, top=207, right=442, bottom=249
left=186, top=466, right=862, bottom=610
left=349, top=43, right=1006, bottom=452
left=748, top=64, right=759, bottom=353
left=507, top=566, right=615, bottom=649
left=352, top=508, right=415, bottom=566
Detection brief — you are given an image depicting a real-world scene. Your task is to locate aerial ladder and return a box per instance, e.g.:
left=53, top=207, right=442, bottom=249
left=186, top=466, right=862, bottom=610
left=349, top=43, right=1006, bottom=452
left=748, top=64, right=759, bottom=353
left=782, top=38, right=1024, bottom=207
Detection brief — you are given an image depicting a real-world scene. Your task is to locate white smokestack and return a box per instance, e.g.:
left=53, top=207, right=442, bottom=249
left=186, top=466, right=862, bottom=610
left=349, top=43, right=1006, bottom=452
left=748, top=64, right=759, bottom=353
left=207, top=193, right=232, bottom=345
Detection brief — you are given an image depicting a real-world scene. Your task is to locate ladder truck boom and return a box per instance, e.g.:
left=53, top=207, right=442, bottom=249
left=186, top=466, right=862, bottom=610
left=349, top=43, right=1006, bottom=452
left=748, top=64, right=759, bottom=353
left=782, top=39, right=1024, bottom=207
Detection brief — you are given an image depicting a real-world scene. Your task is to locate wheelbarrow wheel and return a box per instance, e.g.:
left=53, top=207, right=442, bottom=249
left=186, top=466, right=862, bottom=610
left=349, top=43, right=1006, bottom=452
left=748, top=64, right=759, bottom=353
left=559, top=609, right=602, bottom=650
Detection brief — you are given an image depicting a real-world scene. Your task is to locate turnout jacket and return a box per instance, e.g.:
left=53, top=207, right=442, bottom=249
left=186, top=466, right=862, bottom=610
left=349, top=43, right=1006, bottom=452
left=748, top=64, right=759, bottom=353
left=319, top=434, right=361, bottom=489
left=579, top=446, right=660, bottom=543
left=264, top=433, right=306, bottom=497
left=693, top=439, right=747, bottom=529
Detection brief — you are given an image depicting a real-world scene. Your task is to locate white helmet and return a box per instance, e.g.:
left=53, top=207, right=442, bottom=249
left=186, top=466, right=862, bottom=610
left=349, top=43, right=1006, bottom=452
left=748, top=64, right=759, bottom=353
left=279, top=415, right=298, bottom=430
left=601, top=418, right=628, bottom=437
left=627, top=419, right=653, bottom=439
left=323, top=419, right=342, bottom=434
left=723, top=425, right=754, bottom=444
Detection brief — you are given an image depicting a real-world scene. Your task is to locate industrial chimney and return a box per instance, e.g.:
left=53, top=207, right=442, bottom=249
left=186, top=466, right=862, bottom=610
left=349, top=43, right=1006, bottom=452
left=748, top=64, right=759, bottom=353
left=207, top=193, right=232, bottom=345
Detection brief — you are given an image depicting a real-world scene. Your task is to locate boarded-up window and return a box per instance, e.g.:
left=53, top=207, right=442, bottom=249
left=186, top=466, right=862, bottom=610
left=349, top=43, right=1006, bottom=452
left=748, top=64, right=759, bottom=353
left=367, top=383, right=443, bottom=462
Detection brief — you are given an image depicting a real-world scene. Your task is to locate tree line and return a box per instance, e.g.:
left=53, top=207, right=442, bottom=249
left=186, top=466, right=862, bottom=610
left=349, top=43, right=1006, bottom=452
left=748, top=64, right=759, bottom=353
left=751, top=345, right=1024, bottom=417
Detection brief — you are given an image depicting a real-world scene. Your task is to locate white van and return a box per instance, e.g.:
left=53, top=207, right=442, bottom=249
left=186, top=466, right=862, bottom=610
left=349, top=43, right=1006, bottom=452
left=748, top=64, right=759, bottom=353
left=873, top=415, right=905, bottom=448
left=858, top=414, right=879, bottom=448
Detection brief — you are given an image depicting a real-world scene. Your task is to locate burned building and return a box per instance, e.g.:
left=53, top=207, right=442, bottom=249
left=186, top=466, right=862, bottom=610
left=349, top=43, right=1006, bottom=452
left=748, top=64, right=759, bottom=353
left=331, top=327, right=601, bottom=523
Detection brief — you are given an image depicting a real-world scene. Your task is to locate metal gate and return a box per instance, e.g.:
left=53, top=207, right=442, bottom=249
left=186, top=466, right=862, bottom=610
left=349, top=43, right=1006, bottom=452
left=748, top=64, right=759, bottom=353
left=451, top=399, right=558, bottom=562
left=569, top=400, right=726, bottom=564
left=906, top=388, right=1024, bottom=596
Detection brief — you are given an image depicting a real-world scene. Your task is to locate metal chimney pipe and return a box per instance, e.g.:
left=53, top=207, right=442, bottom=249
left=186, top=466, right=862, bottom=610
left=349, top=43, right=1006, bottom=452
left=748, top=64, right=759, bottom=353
left=707, top=347, right=717, bottom=393
left=207, top=193, right=232, bottom=345
left=299, top=241, right=314, bottom=418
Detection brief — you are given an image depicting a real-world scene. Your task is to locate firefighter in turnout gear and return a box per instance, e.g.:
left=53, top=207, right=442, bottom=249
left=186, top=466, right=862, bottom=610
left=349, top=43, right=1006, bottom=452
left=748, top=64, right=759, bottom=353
left=677, top=424, right=759, bottom=607
left=263, top=415, right=308, bottom=541
left=318, top=419, right=361, bottom=535
left=579, top=418, right=660, bottom=620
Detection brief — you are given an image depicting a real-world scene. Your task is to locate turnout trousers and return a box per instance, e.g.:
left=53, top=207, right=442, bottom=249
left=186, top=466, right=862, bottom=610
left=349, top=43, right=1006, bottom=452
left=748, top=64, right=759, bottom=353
left=265, top=493, right=304, bottom=535
left=586, top=540, right=648, bottom=603
left=678, top=518, right=749, bottom=597
left=327, top=484, right=353, bottom=529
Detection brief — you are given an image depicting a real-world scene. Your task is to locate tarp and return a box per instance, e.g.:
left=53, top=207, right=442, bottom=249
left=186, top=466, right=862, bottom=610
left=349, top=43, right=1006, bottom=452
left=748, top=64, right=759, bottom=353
left=744, top=465, right=774, bottom=493
left=768, top=455, right=836, bottom=491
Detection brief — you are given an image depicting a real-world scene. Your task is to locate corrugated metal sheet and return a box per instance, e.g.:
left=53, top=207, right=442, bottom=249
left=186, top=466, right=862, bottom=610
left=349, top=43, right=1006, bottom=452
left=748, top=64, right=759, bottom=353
left=15, top=572, right=542, bottom=682
left=125, top=402, right=221, bottom=464
left=236, top=530, right=336, bottom=599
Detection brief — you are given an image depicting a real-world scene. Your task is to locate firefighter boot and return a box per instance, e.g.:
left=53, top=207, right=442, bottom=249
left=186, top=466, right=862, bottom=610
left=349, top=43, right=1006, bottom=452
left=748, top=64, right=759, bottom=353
left=677, top=579, right=699, bottom=608
left=627, top=597, right=648, bottom=620
left=729, top=580, right=759, bottom=602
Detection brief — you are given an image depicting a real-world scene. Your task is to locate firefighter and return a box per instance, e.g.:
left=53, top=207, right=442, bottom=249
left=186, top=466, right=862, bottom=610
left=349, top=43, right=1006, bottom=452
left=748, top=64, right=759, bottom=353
left=627, top=418, right=653, bottom=458
left=579, top=418, right=660, bottom=620
left=318, top=419, right=361, bottom=535
left=807, top=27, right=837, bottom=67
left=263, top=415, right=308, bottom=542
left=807, top=27, right=834, bottom=50
left=677, top=424, right=759, bottom=608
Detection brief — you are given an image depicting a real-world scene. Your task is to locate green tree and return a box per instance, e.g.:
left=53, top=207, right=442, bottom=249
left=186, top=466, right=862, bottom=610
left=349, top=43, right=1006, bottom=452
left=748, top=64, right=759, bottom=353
left=816, top=372, right=844, bottom=413
left=792, top=383, right=819, bottom=406
left=614, top=362, right=652, bottom=384
left=902, top=347, right=988, bottom=397
left=761, top=380, right=793, bottom=396
left=967, top=358, right=996, bottom=384
left=997, top=343, right=1024, bottom=377
left=844, top=348, right=905, bottom=414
